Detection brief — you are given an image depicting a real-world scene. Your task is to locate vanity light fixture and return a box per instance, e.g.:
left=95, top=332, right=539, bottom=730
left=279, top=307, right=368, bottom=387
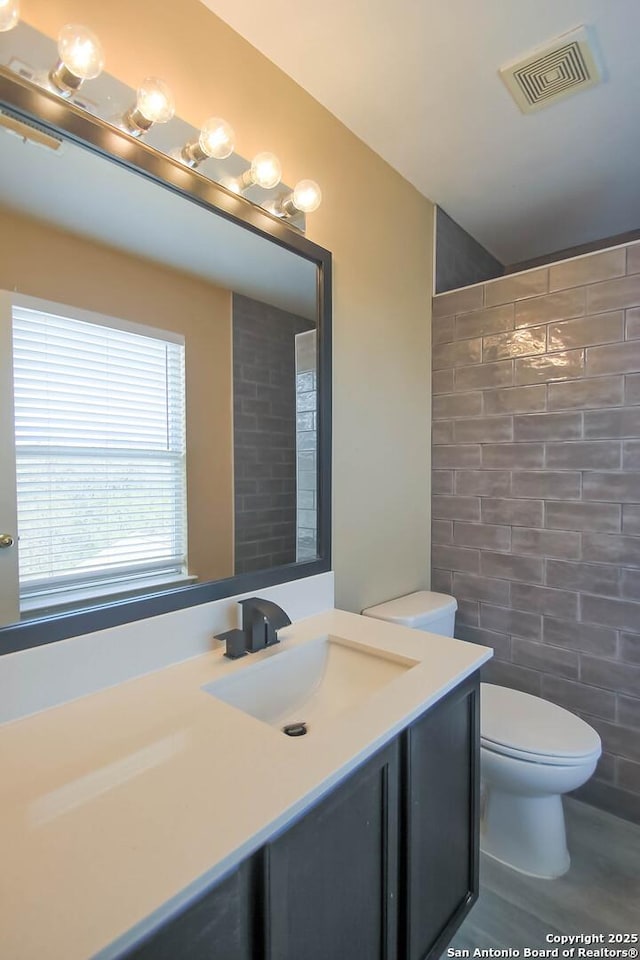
left=48, top=24, right=104, bottom=96
left=180, top=116, right=235, bottom=167
left=6, top=18, right=322, bottom=226
left=120, top=77, right=175, bottom=137
left=0, top=0, right=19, bottom=32
left=269, top=179, right=322, bottom=217
left=227, top=151, right=282, bottom=193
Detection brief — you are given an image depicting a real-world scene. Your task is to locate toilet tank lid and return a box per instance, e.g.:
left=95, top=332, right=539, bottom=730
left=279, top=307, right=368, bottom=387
left=481, top=683, right=602, bottom=760
left=362, top=591, right=457, bottom=628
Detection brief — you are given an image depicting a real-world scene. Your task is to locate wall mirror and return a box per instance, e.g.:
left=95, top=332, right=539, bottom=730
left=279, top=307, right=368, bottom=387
left=0, top=66, right=332, bottom=655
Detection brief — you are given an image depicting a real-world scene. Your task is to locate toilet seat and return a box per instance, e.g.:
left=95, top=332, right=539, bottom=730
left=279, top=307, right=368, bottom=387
left=481, top=683, right=601, bottom=766
left=481, top=737, right=601, bottom=766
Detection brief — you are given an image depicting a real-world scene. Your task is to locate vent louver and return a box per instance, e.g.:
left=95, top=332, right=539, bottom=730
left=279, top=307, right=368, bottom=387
left=500, top=27, right=601, bottom=114
left=0, top=109, right=63, bottom=151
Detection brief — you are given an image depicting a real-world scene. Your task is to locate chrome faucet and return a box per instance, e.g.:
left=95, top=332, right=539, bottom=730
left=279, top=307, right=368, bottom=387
left=216, top=597, right=292, bottom=660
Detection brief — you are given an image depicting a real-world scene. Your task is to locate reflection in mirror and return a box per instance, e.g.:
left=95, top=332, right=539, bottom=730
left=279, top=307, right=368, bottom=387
left=0, top=112, right=322, bottom=631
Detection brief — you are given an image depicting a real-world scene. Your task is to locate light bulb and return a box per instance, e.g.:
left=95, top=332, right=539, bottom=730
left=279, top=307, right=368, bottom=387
left=57, top=24, right=104, bottom=80
left=234, top=152, right=282, bottom=193
left=0, top=0, right=19, bottom=32
left=198, top=117, right=235, bottom=160
left=292, top=179, right=322, bottom=213
left=49, top=24, right=104, bottom=94
left=249, top=151, right=282, bottom=189
left=180, top=117, right=235, bottom=167
left=121, top=77, right=175, bottom=137
left=269, top=179, right=323, bottom=218
left=136, top=77, right=175, bottom=124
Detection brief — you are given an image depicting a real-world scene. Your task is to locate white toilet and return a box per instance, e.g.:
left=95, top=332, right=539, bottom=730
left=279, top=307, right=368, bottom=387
left=362, top=590, right=602, bottom=880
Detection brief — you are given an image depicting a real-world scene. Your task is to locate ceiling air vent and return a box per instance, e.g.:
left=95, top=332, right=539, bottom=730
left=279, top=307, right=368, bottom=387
left=500, top=27, right=601, bottom=114
left=0, top=109, right=63, bottom=152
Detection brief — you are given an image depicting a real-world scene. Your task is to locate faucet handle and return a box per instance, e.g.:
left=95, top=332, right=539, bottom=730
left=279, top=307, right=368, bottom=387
left=215, top=628, right=247, bottom=660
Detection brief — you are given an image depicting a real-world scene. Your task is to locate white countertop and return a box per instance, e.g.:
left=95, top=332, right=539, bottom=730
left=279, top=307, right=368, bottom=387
left=0, top=609, right=491, bottom=960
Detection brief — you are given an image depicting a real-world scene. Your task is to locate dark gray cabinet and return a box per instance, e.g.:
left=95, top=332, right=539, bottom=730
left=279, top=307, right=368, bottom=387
left=125, top=857, right=261, bottom=960
left=402, top=675, right=480, bottom=960
left=123, top=673, right=479, bottom=960
left=266, top=738, right=399, bottom=960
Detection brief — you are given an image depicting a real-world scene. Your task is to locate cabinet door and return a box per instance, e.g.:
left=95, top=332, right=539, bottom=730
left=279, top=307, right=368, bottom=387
left=266, top=739, right=400, bottom=960
left=402, top=674, right=480, bottom=960
left=123, top=857, right=260, bottom=960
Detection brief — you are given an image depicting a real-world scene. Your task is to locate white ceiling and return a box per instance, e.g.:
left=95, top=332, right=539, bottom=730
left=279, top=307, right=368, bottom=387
left=200, top=0, right=640, bottom=264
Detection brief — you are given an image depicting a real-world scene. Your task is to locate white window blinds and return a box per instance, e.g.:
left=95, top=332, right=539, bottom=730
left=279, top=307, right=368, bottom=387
left=12, top=304, right=187, bottom=604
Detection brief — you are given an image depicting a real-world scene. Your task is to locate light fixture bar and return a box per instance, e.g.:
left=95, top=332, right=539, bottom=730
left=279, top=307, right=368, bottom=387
left=3, top=19, right=320, bottom=231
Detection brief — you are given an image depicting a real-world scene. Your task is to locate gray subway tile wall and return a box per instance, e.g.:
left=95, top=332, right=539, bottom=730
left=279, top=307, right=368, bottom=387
left=549, top=248, right=626, bottom=291
left=623, top=505, right=640, bottom=535
left=514, top=350, right=585, bottom=384
left=233, top=295, right=315, bottom=574
left=431, top=241, right=640, bottom=821
left=625, top=374, right=640, bottom=405
left=627, top=308, right=640, bottom=339
left=547, top=311, right=624, bottom=350
left=484, top=267, right=548, bottom=307
left=514, top=288, right=586, bottom=328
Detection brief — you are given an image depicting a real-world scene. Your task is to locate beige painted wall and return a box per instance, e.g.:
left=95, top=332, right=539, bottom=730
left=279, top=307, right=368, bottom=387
left=0, top=207, right=234, bottom=585
left=21, top=0, right=434, bottom=613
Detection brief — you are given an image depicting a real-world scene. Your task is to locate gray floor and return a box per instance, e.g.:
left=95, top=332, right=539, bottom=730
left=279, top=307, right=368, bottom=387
left=451, top=798, right=640, bottom=948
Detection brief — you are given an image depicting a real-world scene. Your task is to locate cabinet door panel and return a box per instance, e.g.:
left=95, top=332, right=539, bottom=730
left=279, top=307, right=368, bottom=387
left=403, top=675, right=480, bottom=960
left=124, top=857, right=260, bottom=960
left=266, top=739, right=399, bottom=960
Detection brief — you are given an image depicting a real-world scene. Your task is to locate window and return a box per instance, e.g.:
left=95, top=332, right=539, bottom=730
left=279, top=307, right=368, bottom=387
left=9, top=296, right=187, bottom=609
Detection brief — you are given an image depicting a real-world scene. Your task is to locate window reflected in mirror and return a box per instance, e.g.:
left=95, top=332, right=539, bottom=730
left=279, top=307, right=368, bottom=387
left=9, top=296, right=188, bottom=616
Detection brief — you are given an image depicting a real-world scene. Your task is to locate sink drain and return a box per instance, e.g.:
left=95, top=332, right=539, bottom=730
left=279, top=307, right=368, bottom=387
left=282, top=722, right=308, bottom=737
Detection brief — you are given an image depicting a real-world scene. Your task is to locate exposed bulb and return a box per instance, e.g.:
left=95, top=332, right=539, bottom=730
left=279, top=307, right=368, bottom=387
left=49, top=24, right=104, bottom=95
left=292, top=179, right=322, bottom=213
left=199, top=117, right=235, bottom=160
left=233, top=152, right=282, bottom=193
left=0, top=0, right=19, bottom=32
left=180, top=117, right=235, bottom=167
left=57, top=24, right=104, bottom=80
left=121, top=77, right=175, bottom=137
left=249, top=151, right=282, bottom=189
left=136, top=77, right=175, bottom=125
left=269, top=179, right=323, bottom=218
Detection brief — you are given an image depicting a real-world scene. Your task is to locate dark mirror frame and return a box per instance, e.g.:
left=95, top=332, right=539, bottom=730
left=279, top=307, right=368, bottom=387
left=0, top=68, right=332, bottom=656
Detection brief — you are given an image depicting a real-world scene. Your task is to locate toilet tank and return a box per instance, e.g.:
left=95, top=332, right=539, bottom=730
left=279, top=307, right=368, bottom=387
left=362, top=591, right=457, bottom=637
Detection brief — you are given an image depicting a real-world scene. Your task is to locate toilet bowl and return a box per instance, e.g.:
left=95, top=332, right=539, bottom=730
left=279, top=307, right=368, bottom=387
left=362, top=591, right=602, bottom=879
left=480, top=681, right=600, bottom=878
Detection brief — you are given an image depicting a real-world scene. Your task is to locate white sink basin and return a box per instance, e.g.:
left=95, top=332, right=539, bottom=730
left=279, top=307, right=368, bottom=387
left=202, top=635, right=418, bottom=733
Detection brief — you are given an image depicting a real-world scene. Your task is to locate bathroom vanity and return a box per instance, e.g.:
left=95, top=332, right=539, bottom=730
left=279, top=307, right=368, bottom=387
left=0, top=610, right=491, bottom=960
left=126, top=673, right=478, bottom=960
